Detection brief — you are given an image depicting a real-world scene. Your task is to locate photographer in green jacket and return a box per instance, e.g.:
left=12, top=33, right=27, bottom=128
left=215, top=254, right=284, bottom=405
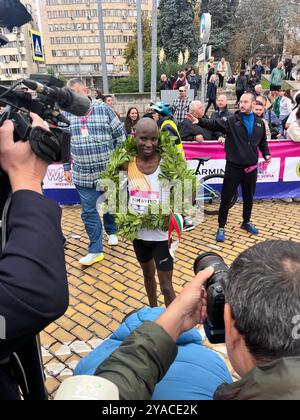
left=95, top=240, right=300, bottom=400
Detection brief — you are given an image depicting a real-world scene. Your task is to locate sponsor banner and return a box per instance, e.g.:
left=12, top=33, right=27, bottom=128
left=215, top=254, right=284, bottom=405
left=187, top=157, right=280, bottom=184
left=283, top=157, right=300, bottom=182
left=184, top=140, right=300, bottom=199
left=256, top=158, right=280, bottom=183
left=188, top=159, right=226, bottom=180
left=43, top=141, right=300, bottom=204
left=43, top=164, right=75, bottom=190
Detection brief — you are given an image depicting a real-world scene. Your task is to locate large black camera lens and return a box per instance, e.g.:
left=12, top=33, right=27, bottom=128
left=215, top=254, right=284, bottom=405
left=194, top=252, right=229, bottom=344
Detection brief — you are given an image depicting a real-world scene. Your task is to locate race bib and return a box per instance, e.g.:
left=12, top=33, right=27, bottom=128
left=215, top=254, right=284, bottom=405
left=129, top=190, right=160, bottom=213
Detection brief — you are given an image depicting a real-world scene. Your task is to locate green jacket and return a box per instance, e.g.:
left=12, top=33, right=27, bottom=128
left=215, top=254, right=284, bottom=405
left=273, top=96, right=281, bottom=118
left=215, top=357, right=300, bottom=400
left=270, top=68, right=285, bottom=87
left=95, top=321, right=300, bottom=400
left=95, top=321, right=177, bottom=400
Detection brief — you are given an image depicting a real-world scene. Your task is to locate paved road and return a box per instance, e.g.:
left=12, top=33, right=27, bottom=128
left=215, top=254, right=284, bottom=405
left=42, top=200, right=300, bottom=397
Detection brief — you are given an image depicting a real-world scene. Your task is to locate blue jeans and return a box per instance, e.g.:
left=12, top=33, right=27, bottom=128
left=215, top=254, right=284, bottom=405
left=76, top=185, right=117, bottom=253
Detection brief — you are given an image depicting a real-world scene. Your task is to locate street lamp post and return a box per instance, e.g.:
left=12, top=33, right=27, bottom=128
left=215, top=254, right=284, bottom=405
left=78, top=54, right=82, bottom=78
left=199, top=14, right=211, bottom=105
left=151, top=0, right=158, bottom=104
left=251, top=43, right=265, bottom=58
left=97, top=0, right=109, bottom=94
left=137, top=0, right=144, bottom=93
left=16, top=30, right=24, bottom=79
left=75, top=24, right=82, bottom=78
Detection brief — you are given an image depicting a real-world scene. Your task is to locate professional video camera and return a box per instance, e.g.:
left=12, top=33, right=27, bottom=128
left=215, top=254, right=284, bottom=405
left=0, top=0, right=91, bottom=401
left=0, top=74, right=91, bottom=216
left=194, top=252, right=229, bottom=344
left=0, top=75, right=90, bottom=399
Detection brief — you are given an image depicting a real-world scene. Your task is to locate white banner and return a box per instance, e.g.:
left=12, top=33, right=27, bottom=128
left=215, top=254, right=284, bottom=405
left=43, top=164, right=75, bottom=190
left=283, top=157, right=300, bottom=182
left=256, top=158, right=280, bottom=183
left=188, top=159, right=226, bottom=179
left=188, top=158, right=280, bottom=183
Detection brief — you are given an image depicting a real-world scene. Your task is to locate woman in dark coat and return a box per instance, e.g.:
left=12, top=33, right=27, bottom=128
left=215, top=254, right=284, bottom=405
left=235, top=70, right=248, bottom=104
left=205, top=74, right=217, bottom=115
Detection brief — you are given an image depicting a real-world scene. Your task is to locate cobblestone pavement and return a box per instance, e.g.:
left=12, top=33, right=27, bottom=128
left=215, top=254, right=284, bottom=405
left=42, top=200, right=300, bottom=397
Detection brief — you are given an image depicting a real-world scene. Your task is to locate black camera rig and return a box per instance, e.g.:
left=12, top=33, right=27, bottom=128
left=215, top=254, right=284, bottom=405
left=0, top=73, right=91, bottom=217
left=0, top=72, right=90, bottom=399
left=194, top=252, right=229, bottom=344
left=0, top=0, right=91, bottom=399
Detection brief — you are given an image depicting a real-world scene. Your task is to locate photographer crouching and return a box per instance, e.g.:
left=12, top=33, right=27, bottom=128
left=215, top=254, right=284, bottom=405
left=93, top=240, right=300, bottom=400
left=0, top=115, right=68, bottom=399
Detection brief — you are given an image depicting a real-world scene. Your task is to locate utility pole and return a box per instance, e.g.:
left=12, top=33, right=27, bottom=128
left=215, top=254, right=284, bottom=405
left=16, top=30, right=25, bottom=80
left=76, top=24, right=82, bottom=78
left=151, top=0, right=157, bottom=104
left=200, top=45, right=207, bottom=105
left=199, top=13, right=211, bottom=105
left=137, top=0, right=144, bottom=93
left=97, top=0, right=109, bottom=94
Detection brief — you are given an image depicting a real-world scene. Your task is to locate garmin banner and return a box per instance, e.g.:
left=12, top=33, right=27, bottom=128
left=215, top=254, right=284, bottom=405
left=184, top=141, right=300, bottom=199
left=43, top=141, right=300, bottom=204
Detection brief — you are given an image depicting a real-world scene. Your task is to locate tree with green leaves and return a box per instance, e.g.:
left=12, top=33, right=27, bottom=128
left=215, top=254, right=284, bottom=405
left=124, top=17, right=152, bottom=71
left=158, top=0, right=198, bottom=62
left=201, top=0, right=238, bottom=59
left=228, top=0, right=292, bottom=66
left=47, top=66, right=67, bottom=85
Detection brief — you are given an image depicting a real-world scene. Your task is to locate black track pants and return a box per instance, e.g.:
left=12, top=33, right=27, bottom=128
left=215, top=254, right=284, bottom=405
left=218, top=162, right=258, bottom=228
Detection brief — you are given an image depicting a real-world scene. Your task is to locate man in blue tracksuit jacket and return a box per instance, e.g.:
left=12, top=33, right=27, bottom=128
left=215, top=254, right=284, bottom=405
left=196, top=92, right=271, bottom=242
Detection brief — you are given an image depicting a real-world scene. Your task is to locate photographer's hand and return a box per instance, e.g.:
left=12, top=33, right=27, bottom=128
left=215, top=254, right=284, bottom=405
left=156, top=267, right=214, bottom=342
left=0, top=114, right=49, bottom=193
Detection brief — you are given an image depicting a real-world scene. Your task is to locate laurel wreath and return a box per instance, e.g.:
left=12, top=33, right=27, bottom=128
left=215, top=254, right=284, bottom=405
left=100, top=133, right=196, bottom=242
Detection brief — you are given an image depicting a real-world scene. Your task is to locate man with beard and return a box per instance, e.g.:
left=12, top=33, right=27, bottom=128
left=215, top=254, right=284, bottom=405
left=196, top=92, right=271, bottom=242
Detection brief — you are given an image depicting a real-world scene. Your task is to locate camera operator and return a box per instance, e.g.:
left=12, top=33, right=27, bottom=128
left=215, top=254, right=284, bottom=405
left=95, top=240, right=300, bottom=400
left=0, top=114, right=68, bottom=399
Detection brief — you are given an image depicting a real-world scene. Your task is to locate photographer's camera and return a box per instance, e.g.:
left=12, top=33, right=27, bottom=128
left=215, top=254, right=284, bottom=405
left=194, top=252, right=229, bottom=344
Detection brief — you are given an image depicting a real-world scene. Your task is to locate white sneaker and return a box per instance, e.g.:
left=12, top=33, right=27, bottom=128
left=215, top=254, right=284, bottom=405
left=108, top=234, right=118, bottom=246
left=280, top=198, right=293, bottom=203
left=79, top=253, right=104, bottom=266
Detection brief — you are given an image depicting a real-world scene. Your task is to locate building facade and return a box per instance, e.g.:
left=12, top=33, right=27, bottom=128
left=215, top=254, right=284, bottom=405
left=38, top=0, right=152, bottom=87
left=0, top=0, right=40, bottom=84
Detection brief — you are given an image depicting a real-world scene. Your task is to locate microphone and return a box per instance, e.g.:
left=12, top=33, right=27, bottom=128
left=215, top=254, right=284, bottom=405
left=23, top=80, right=91, bottom=116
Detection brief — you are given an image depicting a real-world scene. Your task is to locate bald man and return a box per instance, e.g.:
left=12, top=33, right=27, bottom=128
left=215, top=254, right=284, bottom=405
left=123, top=118, right=176, bottom=307
left=210, top=95, right=233, bottom=143
left=211, top=95, right=232, bottom=120
left=178, top=101, right=216, bottom=142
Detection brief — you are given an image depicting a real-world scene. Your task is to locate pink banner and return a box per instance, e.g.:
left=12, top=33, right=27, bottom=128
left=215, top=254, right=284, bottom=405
left=183, top=141, right=300, bottom=180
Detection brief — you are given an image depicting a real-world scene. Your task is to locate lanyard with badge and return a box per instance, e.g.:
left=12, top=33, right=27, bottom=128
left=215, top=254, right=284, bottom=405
left=80, top=107, right=93, bottom=137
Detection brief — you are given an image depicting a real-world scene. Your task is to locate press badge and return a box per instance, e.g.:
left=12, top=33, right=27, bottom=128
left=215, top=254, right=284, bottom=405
left=81, top=127, right=89, bottom=137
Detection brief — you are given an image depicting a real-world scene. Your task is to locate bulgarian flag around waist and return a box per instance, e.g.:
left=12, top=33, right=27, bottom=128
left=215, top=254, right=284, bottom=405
left=168, top=213, right=183, bottom=259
